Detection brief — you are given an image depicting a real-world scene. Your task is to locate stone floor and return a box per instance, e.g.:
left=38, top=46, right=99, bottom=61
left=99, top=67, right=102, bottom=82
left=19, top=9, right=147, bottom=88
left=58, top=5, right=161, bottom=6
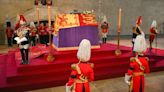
left=26, top=71, right=164, bottom=92
left=0, top=38, right=164, bottom=92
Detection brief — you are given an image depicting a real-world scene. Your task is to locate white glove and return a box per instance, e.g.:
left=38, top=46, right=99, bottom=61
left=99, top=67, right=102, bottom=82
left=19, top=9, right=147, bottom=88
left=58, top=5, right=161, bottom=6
left=124, top=73, right=131, bottom=85
left=66, top=83, right=71, bottom=92
left=14, top=37, right=19, bottom=42
left=14, top=37, right=21, bottom=44
left=14, top=37, right=27, bottom=44
left=36, top=34, right=39, bottom=38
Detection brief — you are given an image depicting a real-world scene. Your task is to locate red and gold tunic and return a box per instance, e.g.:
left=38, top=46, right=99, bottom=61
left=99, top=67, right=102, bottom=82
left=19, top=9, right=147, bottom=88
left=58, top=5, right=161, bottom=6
left=44, top=26, right=49, bottom=35
left=6, top=27, right=14, bottom=38
left=30, top=28, right=37, bottom=37
left=101, top=22, right=109, bottom=33
left=127, top=57, right=150, bottom=92
left=67, top=62, right=94, bottom=92
left=149, top=27, right=157, bottom=42
left=39, top=26, right=45, bottom=36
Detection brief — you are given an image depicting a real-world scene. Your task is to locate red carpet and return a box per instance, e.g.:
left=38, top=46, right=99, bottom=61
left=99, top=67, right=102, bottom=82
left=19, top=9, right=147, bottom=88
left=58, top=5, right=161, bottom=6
left=0, top=43, right=164, bottom=92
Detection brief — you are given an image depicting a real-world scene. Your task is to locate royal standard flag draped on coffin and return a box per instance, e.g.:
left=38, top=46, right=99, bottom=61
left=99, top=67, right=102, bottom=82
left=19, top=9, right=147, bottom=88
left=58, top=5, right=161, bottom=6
left=54, top=14, right=98, bottom=36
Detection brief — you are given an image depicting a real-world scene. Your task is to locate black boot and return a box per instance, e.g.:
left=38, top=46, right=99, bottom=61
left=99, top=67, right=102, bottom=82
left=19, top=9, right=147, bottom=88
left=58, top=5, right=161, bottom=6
left=105, top=38, right=107, bottom=43
left=102, top=38, right=104, bottom=43
left=25, top=49, right=29, bottom=64
left=20, top=60, right=26, bottom=64
left=25, top=60, right=29, bottom=64
left=102, top=38, right=105, bottom=43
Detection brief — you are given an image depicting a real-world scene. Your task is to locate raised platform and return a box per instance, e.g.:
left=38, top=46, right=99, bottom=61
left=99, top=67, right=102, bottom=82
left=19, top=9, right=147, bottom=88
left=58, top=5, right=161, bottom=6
left=52, top=44, right=100, bottom=51
left=0, top=43, right=164, bottom=92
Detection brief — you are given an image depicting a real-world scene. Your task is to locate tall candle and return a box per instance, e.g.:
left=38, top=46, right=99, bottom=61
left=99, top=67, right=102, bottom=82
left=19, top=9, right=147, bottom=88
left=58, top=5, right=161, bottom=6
left=36, top=6, right=39, bottom=24
left=48, top=6, right=51, bottom=28
left=118, top=8, right=122, bottom=32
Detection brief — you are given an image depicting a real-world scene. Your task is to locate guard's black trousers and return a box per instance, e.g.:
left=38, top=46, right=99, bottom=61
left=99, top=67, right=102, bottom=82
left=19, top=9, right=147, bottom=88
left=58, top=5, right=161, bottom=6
left=20, top=48, right=29, bottom=64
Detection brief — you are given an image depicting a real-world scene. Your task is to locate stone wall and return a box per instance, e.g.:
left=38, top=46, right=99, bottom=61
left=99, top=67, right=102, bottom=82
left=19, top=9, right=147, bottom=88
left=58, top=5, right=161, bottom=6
left=0, top=0, right=33, bottom=44
left=93, top=0, right=164, bottom=35
left=0, top=0, right=164, bottom=44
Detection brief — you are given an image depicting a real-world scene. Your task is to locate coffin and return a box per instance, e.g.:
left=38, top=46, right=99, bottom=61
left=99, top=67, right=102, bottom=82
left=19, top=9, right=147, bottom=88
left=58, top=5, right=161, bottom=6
left=52, top=13, right=100, bottom=51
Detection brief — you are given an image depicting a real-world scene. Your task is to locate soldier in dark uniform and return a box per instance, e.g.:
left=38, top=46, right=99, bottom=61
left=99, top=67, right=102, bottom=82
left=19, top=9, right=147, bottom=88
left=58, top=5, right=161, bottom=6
left=14, top=15, right=30, bottom=64
left=132, top=16, right=142, bottom=52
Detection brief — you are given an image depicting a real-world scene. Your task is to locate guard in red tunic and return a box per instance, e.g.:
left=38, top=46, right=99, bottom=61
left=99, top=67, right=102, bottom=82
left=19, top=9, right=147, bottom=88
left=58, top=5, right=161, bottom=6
left=66, top=39, right=94, bottom=92
left=6, top=26, right=14, bottom=47
left=149, top=20, right=158, bottom=51
left=38, top=23, right=45, bottom=44
left=44, top=23, right=49, bottom=46
left=125, top=31, right=150, bottom=92
left=30, top=22, right=38, bottom=46
left=101, top=16, right=109, bottom=43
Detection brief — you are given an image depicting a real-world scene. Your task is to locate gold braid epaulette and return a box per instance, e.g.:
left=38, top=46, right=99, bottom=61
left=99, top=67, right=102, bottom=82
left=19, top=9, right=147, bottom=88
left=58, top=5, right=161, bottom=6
left=130, top=57, right=136, bottom=62
left=71, top=63, right=94, bottom=69
left=71, top=63, right=77, bottom=70
left=88, top=63, right=94, bottom=68
left=71, top=63, right=81, bottom=74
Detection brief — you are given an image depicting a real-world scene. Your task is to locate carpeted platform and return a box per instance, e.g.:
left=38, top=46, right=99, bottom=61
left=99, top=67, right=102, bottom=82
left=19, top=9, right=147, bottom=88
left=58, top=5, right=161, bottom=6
left=0, top=43, right=164, bottom=92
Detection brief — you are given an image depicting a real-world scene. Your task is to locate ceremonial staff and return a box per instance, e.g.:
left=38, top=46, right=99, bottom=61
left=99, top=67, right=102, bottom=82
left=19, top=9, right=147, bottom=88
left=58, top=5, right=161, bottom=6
left=115, top=8, right=122, bottom=55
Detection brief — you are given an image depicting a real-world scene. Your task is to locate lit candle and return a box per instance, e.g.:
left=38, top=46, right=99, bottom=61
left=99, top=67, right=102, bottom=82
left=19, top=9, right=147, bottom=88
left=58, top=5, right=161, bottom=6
left=48, top=6, right=51, bottom=28
left=36, top=6, right=39, bottom=24
left=118, top=8, right=122, bottom=32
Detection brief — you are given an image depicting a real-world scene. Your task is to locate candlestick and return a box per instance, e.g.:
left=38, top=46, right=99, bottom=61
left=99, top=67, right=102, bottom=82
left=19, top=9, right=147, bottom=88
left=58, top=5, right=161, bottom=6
left=115, top=8, right=122, bottom=56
